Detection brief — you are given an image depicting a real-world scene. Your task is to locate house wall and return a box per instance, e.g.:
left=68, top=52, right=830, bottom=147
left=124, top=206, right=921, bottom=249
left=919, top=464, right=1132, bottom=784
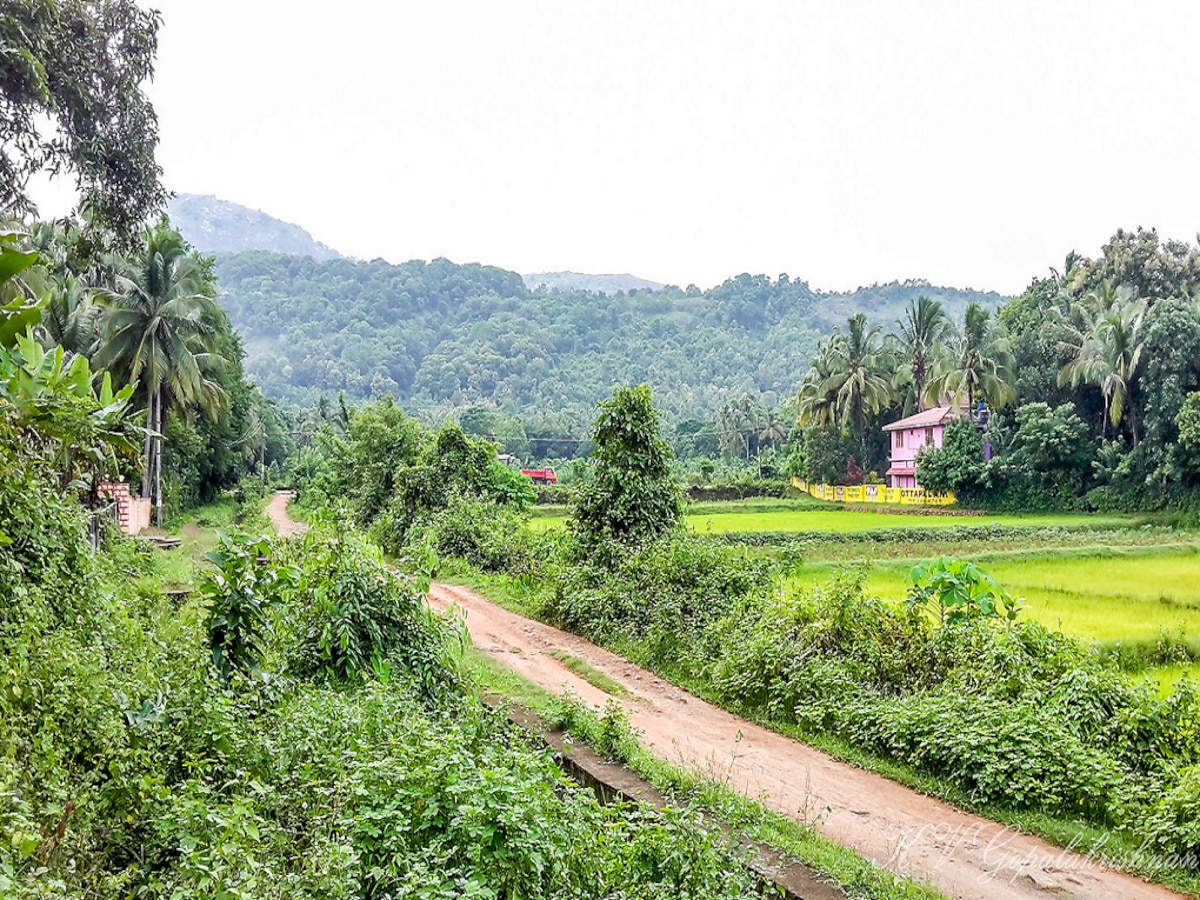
left=888, top=425, right=946, bottom=488
left=890, top=425, right=945, bottom=465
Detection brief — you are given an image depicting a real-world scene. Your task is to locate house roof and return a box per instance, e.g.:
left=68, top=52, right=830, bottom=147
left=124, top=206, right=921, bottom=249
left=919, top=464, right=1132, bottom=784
left=882, top=406, right=960, bottom=432
left=885, top=465, right=916, bottom=476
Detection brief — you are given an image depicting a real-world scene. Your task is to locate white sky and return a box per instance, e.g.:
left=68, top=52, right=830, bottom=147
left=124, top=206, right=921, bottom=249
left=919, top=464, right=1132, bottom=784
left=31, top=1, right=1200, bottom=295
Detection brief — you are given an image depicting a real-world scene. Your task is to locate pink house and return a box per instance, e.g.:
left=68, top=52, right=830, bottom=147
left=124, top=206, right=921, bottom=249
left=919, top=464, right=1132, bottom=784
left=883, top=406, right=960, bottom=489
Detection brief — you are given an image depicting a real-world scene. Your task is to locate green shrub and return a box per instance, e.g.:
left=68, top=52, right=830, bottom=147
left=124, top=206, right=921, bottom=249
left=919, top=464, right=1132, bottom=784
left=282, top=528, right=457, bottom=697
left=407, top=493, right=548, bottom=578
left=547, top=533, right=770, bottom=663
left=201, top=530, right=298, bottom=684
left=852, top=692, right=1120, bottom=814
left=1143, top=765, right=1200, bottom=859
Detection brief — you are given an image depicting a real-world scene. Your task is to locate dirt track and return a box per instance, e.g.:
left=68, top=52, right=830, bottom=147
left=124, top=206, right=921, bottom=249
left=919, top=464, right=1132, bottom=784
left=266, top=491, right=306, bottom=537
left=429, top=581, right=1187, bottom=900
left=263, top=495, right=1184, bottom=899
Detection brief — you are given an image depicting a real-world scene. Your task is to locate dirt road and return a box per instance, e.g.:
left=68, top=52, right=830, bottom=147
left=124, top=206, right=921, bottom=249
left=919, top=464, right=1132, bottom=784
left=430, top=581, right=1187, bottom=900
left=265, top=491, right=307, bottom=537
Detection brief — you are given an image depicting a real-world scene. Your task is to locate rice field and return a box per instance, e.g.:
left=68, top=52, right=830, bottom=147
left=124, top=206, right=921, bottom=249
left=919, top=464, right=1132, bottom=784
left=790, top=546, right=1200, bottom=644
left=528, top=505, right=1134, bottom=533
left=789, top=545, right=1200, bottom=688
left=527, top=498, right=1200, bottom=685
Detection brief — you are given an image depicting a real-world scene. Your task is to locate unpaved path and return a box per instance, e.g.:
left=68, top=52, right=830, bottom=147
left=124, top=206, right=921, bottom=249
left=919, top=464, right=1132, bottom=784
left=265, top=491, right=307, bottom=537
left=430, top=581, right=1187, bottom=900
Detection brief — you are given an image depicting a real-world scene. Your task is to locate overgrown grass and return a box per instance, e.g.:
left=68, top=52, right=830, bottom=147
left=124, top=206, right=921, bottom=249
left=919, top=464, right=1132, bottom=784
left=547, top=649, right=629, bottom=696
left=462, top=647, right=947, bottom=900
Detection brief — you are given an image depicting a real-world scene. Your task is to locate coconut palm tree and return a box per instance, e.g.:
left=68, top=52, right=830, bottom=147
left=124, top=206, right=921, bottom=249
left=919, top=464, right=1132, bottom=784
left=1058, top=293, right=1147, bottom=442
left=1050, top=281, right=1127, bottom=364
left=893, top=295, right=951, bottom=411
left=94, top=221, right=228, bottom=525
left=796, top=340, right=839, bottom=430
left=757, top=406, right=788, bottom=451
left=37, top=273, right=101, bottom=359
left=716, top=394, right=760, bottom=459
left=806, top=314, right=893, bottom=456
left=928, top=302, right=1016, bottom=411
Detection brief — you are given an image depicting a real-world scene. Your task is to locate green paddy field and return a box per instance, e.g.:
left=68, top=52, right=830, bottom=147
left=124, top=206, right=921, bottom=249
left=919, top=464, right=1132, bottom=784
left=791, top=546, right=1200, bottom=648
left=530, top=498, right=1200, bottom=686
left=529, top=504, right=1134, bottom=533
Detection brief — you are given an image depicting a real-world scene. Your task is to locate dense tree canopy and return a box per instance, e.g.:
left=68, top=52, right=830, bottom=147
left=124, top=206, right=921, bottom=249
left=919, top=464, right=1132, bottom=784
left=0, top=0, right=165, bottom=238
left=891, top=228, right=1200, bottom=511
left=211, top=252, right=1001, bottom=420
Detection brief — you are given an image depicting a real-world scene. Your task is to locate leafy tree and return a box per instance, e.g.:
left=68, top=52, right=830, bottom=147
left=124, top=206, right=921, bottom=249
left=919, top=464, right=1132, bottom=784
left=1000, top=272, right=1076, bottom=406
left=1003, top=402, right=1093, bottom=476
left=94, top=221, right=228, bottom=523
left=571, top=384, right=682, bottom=546
left=1138, top=295, right=1200, bottom=450
left=1069, top=227, right=1200, bottom=301
left=1176, top=392, right=1200, bottom=452
left=0, top=0, right=165, bottom=239
left=1171, top=392, right=1200, bottom=484
left=982, top=402, right=1094, bottom=509
left=325, top=396, right=426, bottom=523
left=458, top=404, right=530, bottom=458
left=388, top=423, right=521, bottom=533
left=915, top=418, right=984, bottom=495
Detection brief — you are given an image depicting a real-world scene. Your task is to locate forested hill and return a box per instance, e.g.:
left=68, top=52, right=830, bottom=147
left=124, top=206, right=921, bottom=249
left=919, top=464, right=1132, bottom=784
left=213, top=251, right=1004, bottom=416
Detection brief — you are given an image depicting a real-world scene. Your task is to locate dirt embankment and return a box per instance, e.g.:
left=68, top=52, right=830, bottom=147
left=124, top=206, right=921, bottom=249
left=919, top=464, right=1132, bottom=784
left=429, top=581, right=1188, bottom=900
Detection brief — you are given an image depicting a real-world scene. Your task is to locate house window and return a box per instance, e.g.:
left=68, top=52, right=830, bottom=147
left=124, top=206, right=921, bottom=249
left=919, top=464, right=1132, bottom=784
left=896, top=430, right=903, bottom=449
left=925, top=428, right=934, bottom=446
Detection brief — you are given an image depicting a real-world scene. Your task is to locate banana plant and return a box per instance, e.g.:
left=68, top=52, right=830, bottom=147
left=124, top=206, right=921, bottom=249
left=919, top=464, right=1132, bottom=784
left=0, top=329, right=143, bottom=491
left=0, top=227, right=45, bottom=347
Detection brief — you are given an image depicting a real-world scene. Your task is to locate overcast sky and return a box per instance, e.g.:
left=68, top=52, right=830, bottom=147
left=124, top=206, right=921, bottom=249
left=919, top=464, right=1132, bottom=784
left=33, top=1, right=1200, bottom=294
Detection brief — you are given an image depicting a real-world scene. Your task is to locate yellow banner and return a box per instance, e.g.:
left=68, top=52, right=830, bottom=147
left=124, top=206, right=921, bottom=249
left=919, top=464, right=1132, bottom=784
left=792, top=478, right=955, bottom=506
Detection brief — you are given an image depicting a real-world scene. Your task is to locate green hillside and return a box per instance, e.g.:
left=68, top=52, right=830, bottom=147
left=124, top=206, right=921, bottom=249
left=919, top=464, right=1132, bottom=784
left=214, top=251, right=1004, bottom=416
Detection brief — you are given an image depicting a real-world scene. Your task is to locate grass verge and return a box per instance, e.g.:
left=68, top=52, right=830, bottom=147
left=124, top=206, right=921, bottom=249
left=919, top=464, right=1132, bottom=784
left=461, top=645, right=947, bottom=900
left=455, top=569, right=1200, bottom=899
left=547, top=649, right=629, bottom=696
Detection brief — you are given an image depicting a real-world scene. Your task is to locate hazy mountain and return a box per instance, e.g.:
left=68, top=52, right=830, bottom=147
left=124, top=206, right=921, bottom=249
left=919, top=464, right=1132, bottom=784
left=523, top=271, right=665, bottom=294
left=168, top=193, right=341, bottom=260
